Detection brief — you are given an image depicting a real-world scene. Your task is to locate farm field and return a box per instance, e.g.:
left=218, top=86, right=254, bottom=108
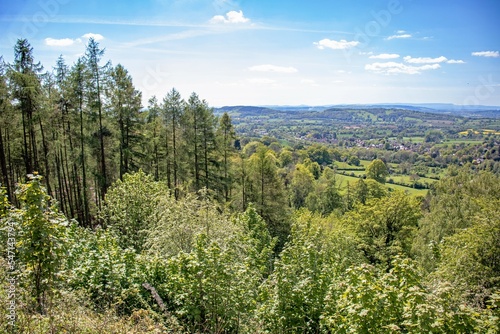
left=334, top=172, right=429, bottom=196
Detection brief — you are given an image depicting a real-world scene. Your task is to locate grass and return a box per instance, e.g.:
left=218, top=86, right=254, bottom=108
left=434, top=139, right=483, bottom=147
left=390, top=175, right=438, bottom=185
left=334, top=172, right=429, bottom=196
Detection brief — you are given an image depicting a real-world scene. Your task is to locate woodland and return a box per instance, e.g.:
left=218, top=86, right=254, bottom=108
left=0, top=38, right=499, bottom=333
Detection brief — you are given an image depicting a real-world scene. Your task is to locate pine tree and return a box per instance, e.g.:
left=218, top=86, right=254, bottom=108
left=10, top=39, right=43, bottom=176
left=108, top=64, right=142, bottom=179
left=68, top=58, right=91, bottom=225
left=0, top=57, right=12, bottom=199
left=144, top=96, right=162, bottom=180
left=216, top=112, right=236, bottom=202
left=84, top=38, right=110, bottom=205
left=162, top=88, right=183, bottom=198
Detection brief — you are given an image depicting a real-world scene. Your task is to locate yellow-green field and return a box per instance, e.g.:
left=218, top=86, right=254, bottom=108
left=333, top=173, right=429, bottom=196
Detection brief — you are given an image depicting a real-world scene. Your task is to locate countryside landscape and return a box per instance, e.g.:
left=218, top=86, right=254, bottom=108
left=1, top=0, right=500, bottom=333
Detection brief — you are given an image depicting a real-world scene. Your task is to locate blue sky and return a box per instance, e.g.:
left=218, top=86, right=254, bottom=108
left=1, top=0, right=499, bottom=106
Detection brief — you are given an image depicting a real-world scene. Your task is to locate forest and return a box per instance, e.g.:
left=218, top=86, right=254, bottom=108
left=1, top=38, right=499, bottom=333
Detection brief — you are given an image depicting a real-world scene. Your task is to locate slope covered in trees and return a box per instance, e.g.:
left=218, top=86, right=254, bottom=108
left=1, top=39, right=500, bottom=333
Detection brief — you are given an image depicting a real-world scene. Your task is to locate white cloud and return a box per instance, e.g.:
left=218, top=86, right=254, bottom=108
left=44, top=38, right=78, bottom=47
left=386, top=33, right=412, bottom=40
left=403, top=56, right=448, bottom=64
left=472, top=51, right=499, bottom=58
left=365, top=62, right=440, bottom=75
left=210, top=10, right=249, bottom=24
left=369, top=53, right=400, bottom=59
left=249, top=64, right=298, bottom=73
left=447, top=59, right=465, bottom=64
left=82, top=33, right=104, bottom=41
left=314, top=39, right=359, bottom=50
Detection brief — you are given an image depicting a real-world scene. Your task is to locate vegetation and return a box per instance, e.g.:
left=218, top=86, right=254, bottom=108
left=1, top=39, right=500, bottom=333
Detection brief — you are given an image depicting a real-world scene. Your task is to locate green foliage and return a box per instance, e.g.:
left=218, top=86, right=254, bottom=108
left=238, top=205, right=277, bottom=278
left=165, top=234, right=258, bottom=333
left=258, top=210, right=363, bottom=333
left=101, top=171, right=167, bottom=252
left=247, top=146, right=290, bottom=248
left=322, top=257, right=483, bottom=333
left=0, top=185, right=8, bottom=218
left=146, top=190, right=242, bottom=257
left=14, top=175, right=68, bottom=314
left=305, top=167, right=343, bottom=216
left=306, top=144, right=332, bottom=165
left=434, top=200, right=500, bottom=307
left=424, top=129, right=444, bottom=143
left=342, top=191, right=421, bottom=266
left=291, top=163, right=315, bottom=208
left=366, top=158, right=389, bottom=184
left=414, top=170, right=500, bottom=272
left=348, top=155, right=361, bottom=166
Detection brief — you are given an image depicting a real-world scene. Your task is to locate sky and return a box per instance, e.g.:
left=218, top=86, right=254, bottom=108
left=1, top=0, right=499, bottom=107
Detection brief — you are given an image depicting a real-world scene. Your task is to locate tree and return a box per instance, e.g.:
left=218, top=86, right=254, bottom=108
left=85, top=37, right=110, bottom=205
left=108, top=64, right=142, bottom=179
left=366, top=158, right=389, bottom=183
left=10, top=39, right=43, bottom=176
left=0, top=57, right=12, bottom=200
left=424, top=129, right=444, bottom=143
left=323, top=257, right=482, bottom=333
left=247, top=146, right=289, bottom=245
left=306, top=144, right=332, bottom=165
left=102, top=171, right=166, bottom=252
left=14, top=175, right=67, bottom=314
left=290, top=163, right=315, bottom=209
left=68, top=57, right=91, bottom=225
left=306, top=167, right=343, bottom=215
left=258, top=210, right=363, bottom=333
left=162, top=88, right=183, bottom=198
left=216, top=112, right=236, bottom=202
left=414, top=169, right=500, bottom=273
left=342, top=191, right=421, bottom=266
left=435, top=201, right=500, bottom=308
left=182, top=93, right=218, bottom=193
left=143, top=96, right=162, bottom=180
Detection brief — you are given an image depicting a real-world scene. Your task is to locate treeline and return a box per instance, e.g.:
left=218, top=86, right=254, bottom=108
left=0, top=39, right=244, bottom=227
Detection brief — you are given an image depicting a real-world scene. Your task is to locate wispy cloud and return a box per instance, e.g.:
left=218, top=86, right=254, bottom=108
left=403, top=56, right=448, bottom=64
left=82, top=33, right=105, bottom=41
left=386, top=33, right=412, bottom=40
left=125, top=29, right=214, bottom=47
left=44, top=38, right=79, bottom=47
left=369, top=53, right=400, bottom=59
left=249, top=64, right=298, bottom=73
left=472, top=51, right=499, bottom=58
left=447, top=59, right=465, bottom=64
left=365, top=62, right=440, bottom=75
left=210, top=10, right=250, bottom=24
left=314, top=39, right=359, bottom=50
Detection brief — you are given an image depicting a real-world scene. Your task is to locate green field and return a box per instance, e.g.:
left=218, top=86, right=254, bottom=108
left=334, top=173, right=428, bottom=196
left=390, top=175, right=438, bottom=185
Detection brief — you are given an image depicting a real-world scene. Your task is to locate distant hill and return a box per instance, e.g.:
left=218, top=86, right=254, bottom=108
left=215, top=104, right=500, bottom=118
